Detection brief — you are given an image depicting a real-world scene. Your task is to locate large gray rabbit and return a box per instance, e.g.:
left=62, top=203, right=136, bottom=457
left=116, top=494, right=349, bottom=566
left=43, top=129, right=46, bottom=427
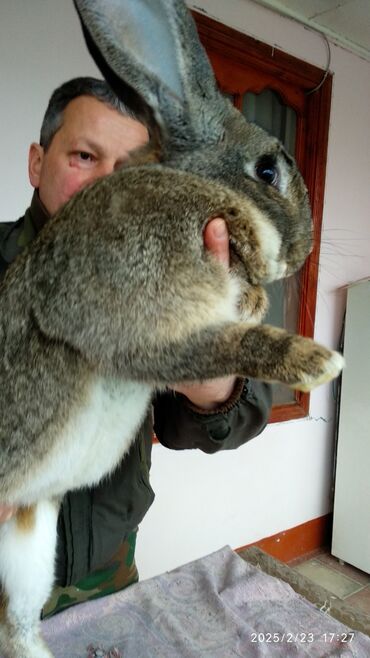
left=0, top=1, right=344, bottom=656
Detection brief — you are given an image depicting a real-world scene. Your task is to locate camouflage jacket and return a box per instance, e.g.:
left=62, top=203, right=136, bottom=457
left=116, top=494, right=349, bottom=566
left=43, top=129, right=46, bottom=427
left=0, top=192, right=272, bottom=588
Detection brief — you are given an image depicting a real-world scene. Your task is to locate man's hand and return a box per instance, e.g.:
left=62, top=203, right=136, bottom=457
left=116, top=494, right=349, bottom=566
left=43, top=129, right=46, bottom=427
left=172, top=218, right=237, bottom=411
left=0, top=505, right=17, bottom=522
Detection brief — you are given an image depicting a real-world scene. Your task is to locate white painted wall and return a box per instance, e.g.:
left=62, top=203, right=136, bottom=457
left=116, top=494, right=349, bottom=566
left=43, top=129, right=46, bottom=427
left=1, top=0, right=369, bottom=579
left=0, top=1, right=99, bottom=219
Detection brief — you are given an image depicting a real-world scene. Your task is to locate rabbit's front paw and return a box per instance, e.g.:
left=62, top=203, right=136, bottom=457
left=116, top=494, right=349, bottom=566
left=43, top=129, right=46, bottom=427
left=286, top=337, right=345, bottom=392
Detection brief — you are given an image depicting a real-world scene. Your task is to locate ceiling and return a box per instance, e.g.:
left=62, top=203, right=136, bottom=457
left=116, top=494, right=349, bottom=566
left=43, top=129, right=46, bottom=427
left=251, top=0, right=370, bottom=61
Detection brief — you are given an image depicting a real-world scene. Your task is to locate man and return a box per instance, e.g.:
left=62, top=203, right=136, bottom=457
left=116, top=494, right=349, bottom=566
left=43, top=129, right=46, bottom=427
left=0, top=77, right=272, bottom=616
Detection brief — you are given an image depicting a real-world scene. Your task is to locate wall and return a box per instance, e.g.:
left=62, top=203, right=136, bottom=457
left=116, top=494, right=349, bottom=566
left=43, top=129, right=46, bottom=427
left=1, top=0, right=369, bottom=580
left=0, top=1, right=99, bottom=219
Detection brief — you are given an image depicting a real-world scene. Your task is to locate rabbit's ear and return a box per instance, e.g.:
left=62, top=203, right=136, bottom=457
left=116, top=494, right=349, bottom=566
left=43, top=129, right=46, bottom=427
left=73, top=0, right=227, bottom=146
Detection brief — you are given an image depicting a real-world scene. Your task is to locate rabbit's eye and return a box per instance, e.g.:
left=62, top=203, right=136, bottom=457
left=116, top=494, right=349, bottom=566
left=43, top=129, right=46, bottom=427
left=255, top=158, right=279, bottom=186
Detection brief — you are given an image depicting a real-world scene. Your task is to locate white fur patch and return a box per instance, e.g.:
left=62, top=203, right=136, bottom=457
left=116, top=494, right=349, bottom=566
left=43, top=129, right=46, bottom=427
left=212, top=274, right=242, bottom=324
left=0, top=501, right=57, bottom=657
left=13, top=379, right=152, bottom=505
left=252, top=209, right=286, bottom=281
left=0, top=502, right=57, bottom=609
left=296, top=351, right=345, bottom=392
left=278, top=157, right=291, bottom=196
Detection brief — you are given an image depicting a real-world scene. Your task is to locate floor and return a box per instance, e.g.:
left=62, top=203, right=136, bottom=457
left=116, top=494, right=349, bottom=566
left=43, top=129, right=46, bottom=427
left=289, top=548, right=370, bottom=617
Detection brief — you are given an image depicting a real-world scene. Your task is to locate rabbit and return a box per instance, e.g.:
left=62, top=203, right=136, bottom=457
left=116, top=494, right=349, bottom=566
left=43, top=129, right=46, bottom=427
left=0, top=0, right=344, bottom=656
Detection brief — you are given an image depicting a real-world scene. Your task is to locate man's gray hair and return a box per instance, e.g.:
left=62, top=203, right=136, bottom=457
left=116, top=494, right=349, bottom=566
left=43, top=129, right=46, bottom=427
left=40, top=77, right=144, bottom=149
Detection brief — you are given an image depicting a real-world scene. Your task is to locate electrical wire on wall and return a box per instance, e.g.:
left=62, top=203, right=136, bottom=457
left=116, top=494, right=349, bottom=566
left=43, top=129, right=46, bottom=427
left=306, top=31, right=331, bottom=95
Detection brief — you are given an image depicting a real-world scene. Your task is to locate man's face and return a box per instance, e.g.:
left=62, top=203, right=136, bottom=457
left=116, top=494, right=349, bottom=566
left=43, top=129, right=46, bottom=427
left=28, top=95, right=149, bottom=216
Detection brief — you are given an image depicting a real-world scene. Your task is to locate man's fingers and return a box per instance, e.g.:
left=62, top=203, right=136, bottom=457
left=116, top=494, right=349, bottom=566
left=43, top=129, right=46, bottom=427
left=0, top=505, right=17, bottom=522
left=203, top=218, right=229, bottom=268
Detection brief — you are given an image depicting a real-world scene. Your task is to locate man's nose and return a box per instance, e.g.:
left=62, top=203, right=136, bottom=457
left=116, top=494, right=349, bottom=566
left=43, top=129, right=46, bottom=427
left=97, top=160, right=116, bottom=178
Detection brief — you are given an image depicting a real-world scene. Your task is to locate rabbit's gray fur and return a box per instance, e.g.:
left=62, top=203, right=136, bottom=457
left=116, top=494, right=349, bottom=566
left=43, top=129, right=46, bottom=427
left=0, top=1, right=343, bottom=656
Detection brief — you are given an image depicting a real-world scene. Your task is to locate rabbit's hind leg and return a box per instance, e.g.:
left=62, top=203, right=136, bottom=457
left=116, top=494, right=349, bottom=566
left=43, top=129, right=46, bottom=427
left=0, top=500, right=58, bottom=658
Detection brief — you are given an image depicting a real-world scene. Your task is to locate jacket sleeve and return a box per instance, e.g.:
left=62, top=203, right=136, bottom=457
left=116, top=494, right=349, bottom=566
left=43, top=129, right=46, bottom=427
left=153, top=378, right=272, bottom=454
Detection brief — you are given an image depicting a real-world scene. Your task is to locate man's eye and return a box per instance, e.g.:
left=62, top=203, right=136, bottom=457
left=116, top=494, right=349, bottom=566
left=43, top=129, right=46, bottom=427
left=79, top=151, right=93, bottom=161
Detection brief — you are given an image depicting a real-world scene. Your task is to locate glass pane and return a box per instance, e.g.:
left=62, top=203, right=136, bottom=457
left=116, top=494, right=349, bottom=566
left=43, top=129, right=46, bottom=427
left=242, top=89, right=296, bottom=155
left=242, top=89, right=298, bottom=404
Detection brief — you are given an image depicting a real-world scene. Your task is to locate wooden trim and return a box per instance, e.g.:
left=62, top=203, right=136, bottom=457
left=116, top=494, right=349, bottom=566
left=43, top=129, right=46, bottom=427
left=269, top=400, right=307, bottom=423
left=193, top=12, right=326, bottom=90
left=193, top=12, right=333, bottom=423
left=205, top=51, right=306, bottom=113
left=236, top=514, right=332, bottom=563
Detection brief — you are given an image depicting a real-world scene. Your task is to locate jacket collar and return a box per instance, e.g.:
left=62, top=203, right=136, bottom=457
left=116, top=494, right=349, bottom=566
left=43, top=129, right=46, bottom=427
left=29, top=190, right=51, bottom=234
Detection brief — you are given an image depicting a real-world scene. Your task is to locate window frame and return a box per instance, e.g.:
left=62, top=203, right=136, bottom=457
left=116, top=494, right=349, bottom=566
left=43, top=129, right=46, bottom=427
left=193, top=11, right=333, bottom=423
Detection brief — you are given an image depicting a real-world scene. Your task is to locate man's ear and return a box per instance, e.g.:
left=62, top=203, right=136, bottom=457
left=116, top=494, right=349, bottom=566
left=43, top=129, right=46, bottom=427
left=28, top=143, right=44, bottom=188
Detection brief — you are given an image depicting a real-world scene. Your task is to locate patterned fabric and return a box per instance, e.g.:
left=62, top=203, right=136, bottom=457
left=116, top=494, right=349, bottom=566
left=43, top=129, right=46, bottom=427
left=42, top=532, right=138, bottom=618
left=86, top=647, right=122, bottom=658
left=38, top=547, right=370, bottom=658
